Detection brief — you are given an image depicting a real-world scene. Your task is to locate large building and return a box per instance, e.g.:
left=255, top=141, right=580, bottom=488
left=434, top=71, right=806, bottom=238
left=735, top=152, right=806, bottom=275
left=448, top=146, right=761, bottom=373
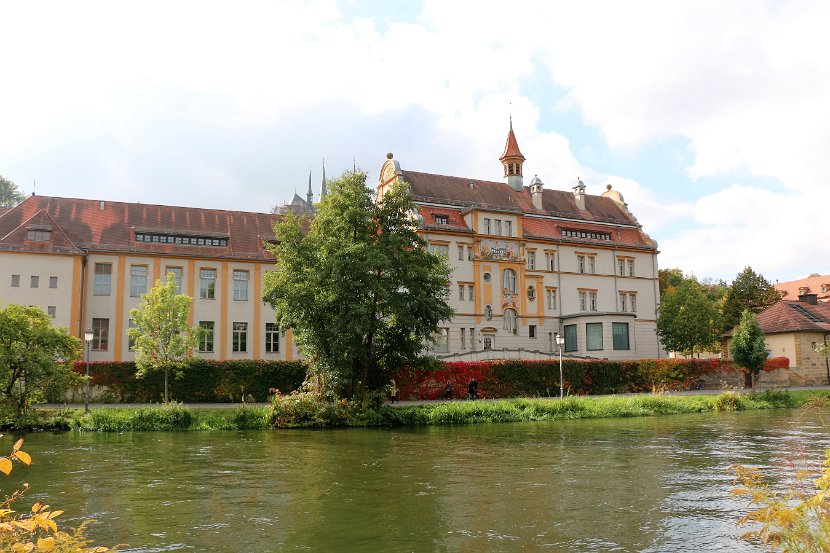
left=0, top=196, right=300, bottom=362
left=378, top=123, right=661, bottom=360
left=1, top=124, right=662, bottom=362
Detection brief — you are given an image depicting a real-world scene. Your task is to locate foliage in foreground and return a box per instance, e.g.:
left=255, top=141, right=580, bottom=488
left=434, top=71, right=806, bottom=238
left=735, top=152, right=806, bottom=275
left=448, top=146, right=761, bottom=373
left=1, top=436, right=117, bottom=552
left=734, top=397, right=830, bottom=553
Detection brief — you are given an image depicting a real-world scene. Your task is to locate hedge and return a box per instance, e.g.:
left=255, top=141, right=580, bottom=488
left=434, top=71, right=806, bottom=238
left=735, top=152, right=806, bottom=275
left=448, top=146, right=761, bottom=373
left=72, top=359, right=307, bottom=403
left=393, top=357, right=790, bottom=401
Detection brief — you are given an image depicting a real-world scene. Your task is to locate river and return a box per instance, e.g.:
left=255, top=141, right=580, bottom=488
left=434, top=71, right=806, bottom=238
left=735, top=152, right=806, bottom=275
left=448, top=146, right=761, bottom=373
left=5, top=409, right=827, bottom=552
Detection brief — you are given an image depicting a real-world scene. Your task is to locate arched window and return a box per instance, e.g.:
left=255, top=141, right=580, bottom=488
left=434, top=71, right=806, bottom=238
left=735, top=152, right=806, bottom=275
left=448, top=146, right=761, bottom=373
left=503, top=308, right=518, bottom=334
left=484, top=305, right=492, bottom=320
left=502, top=269, right=517, bottom=293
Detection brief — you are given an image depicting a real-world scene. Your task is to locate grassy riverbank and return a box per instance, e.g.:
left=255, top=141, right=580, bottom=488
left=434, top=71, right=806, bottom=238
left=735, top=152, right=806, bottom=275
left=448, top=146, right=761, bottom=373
left=3, top=389, right=825, bottom=431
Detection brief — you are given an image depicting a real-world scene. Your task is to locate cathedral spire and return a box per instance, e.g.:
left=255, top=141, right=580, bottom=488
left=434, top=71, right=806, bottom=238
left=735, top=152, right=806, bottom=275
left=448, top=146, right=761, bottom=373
left=499, top=117, right=526, bottom=191
left=306, top=166, right=313, bottom=205
left=320, top=158, right=327, bottom=198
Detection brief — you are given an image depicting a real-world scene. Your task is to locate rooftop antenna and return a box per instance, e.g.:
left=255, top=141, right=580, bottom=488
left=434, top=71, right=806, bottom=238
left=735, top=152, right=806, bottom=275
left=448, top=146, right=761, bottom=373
left=353, top=156, right=356, bottom=173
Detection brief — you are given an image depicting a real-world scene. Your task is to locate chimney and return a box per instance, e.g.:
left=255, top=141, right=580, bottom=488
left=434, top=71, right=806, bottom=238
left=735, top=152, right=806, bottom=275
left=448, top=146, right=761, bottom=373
left=573, top=178, right=586, bottom=211
left=799, top=293, right=818, bottom=305
left=530, top=175, right=544, bottom=210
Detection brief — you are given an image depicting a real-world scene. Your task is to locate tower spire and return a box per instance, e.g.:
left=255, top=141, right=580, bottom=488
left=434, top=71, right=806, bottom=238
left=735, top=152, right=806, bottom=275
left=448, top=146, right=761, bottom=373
left=500, top=117, right=526, bottom=191
left=321, top=158, right=327, bottom=198
left=307, top=166, right=313, bottom=205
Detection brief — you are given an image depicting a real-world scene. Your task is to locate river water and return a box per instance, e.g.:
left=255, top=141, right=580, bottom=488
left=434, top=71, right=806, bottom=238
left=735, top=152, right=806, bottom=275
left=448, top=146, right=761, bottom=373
left=5, top=409, right=827, bottom=552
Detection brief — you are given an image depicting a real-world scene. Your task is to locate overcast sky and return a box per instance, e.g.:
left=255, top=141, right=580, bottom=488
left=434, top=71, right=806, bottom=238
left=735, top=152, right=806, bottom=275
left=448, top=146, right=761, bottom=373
left=1, top=1, right=827, bottom=284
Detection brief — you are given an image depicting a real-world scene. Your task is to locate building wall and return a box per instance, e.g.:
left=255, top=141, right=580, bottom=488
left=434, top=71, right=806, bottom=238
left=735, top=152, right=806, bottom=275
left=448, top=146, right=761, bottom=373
left=0, top=252, right=80, bottom=334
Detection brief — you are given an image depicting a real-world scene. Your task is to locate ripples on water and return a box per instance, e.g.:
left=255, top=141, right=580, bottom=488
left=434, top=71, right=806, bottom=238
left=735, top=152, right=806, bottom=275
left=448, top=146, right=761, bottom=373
left=6, top=409, right=829, bottom=552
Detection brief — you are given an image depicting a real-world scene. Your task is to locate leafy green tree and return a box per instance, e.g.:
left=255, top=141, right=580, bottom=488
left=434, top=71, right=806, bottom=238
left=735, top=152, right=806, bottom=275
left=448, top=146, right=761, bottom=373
left=730, top=309, right=770, bottom=387
left=656, top=276, right=723, bottom=356
left=722, top=266, right=780, bottom=332
left=658, top=267, right=685, bottom=297
left=263, top=170, right=454, bottom=399
left=0, top=175, right=25, bottom=208
left=0, top=304, right=81, bottom=417
left=128, top=273, right=200, bottom=403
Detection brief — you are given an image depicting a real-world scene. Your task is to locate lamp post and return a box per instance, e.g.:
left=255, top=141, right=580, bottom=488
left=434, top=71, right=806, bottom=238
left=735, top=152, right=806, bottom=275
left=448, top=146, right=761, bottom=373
left=555, top=333, right=565, bottom=399
left=84, top=328, right=93, bottom=412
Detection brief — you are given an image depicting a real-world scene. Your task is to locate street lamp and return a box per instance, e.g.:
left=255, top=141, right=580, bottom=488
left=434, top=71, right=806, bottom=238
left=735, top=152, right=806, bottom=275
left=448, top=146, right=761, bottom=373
left=84, top=328, right=93, bottom=412
left=555, top=333, right=565, bottom=399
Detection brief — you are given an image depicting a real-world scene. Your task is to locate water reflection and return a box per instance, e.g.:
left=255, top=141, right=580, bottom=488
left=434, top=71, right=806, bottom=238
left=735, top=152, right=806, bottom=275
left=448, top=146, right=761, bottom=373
left=6, top=409, right=828, bottom=552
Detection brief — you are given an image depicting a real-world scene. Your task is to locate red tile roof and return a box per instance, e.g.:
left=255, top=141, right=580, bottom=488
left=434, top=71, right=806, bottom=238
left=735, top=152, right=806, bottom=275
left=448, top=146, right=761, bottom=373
left=522, top=217, right=651, bottom=248
left=401, top=170, right=644, bottom=226
left=0, top=195, right=280, bottom=261
left=725, top=300, right=830, bottom=336
left=775, top=275, right=830, bottom=303
left=416, top=206, right=471, bottom=233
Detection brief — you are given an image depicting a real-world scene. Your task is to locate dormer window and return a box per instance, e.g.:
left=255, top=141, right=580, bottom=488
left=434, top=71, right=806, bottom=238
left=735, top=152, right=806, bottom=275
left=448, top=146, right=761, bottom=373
left=434, top=215, right=449, bottom=225
left=26, top=224, right=52, bottom=242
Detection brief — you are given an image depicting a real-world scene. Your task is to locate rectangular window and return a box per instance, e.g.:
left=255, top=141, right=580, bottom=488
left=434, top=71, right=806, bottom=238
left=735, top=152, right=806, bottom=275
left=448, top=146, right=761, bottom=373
left=233, top=270, right=249, bottom=301
left=166, top=267, right=183, bottom=294
left=467, top=246, right=474, bottom=261
left=200, top=269, right=216, bottom=299
left=458, top=245, right=464, bottom=261
left=47, top=306, right=56, bottom=318
left=613, top=322, right=630, bottom=350
left=505, top=220, right=512, bottom=237
left=128, top=319, right=136, bottom=351
left=458, top=284, right=465, bottom=301
left=579, top=291, right=587, bottom=311
left=619, top=293, right=627, bottom=312
left=265, top=322, right=280, bottom=353
left=627, top=259, right=635, bottom=277
left=233, top=322, right=248, bottom=352
left=432, top=328, right=449, bottom=353
left=494, top=219, right=502, bottom=236
left=429, top=244, right=449, bottom=257
left=630, top=294, right=637, bottom=313
left=546, top=288, right=557, bottom=309
left=467, top=284, right=474, bottom=302
left=564, top=324, right=577, bottom=352
left=589, top=291, right=598, bottom=311
left=92, top=318, right=109, bottom=351
left=26, top=229, right=51, bottom=242
left=434, top=214, right=448, bottom=225
left=199, top=321, right=214, bottom=352
left=526, top=251, right=536, bottom=270
left=618, top=259, right=625, bottom=277
left=577, top=255, right=585, bottom=273
left=30, top=275, right=39, bottom=288
left=483, top=218, right=491, bottom=234
left=94, top=264, right=111, bottom=296
left=11, top=274, right=19, bottom=287
left=460, top=328, right=466, bottom=349
left=529, top=324, right=536, bottom=338
left=545, top=252, right=556, bottom=271
left=483, top=335, right=494, bottom=350
left=130, top=266, right=147, bottom=297
left=586, top=322, right=603, bottom=351
left=49, top=276, right=58, bottom=288
left=588, top=256, right=596, bottom=274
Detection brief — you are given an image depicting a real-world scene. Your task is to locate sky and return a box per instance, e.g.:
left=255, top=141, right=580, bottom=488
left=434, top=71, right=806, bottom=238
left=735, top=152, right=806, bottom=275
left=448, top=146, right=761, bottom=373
left=1, top=0, right=828, bottom=284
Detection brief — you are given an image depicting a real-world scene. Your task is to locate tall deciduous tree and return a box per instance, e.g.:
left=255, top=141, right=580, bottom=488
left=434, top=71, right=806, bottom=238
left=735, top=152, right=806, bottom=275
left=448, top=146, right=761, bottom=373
left=722, top=266, right=779, bottom=332
left=263, top=170, right=453, bottom=399
left=0, top=305, right=81, bottom=417
left=0, top=175, right=25, bottom=208
left=656, top=276, right=723, bottom=356
left=730, top=309, right=770, bottom=387
left=128, top=273, right=199, bottom=403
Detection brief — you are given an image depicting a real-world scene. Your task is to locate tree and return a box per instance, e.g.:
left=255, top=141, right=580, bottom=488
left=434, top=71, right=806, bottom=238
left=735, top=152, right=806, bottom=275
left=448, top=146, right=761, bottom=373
left=730, top=309, right=770, bottom=387
left=656, top=276, right=723, bottom=356
left=0, top=304, right=81, bottom=417
left=262, top=170, right=454, bottom=399
left=128, top=273, right=200, bottom=403
left=658, top=267, right=685, bottom=297
left=0, top=175, right=25, bottom=208
left=722, top=266, right=780, bottom=332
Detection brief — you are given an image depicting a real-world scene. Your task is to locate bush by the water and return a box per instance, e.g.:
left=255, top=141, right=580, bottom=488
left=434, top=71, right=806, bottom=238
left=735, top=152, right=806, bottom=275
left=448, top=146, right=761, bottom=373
left=71, top=359, right=306, bottom=403
left=394, top=357, right=790, bottom=400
